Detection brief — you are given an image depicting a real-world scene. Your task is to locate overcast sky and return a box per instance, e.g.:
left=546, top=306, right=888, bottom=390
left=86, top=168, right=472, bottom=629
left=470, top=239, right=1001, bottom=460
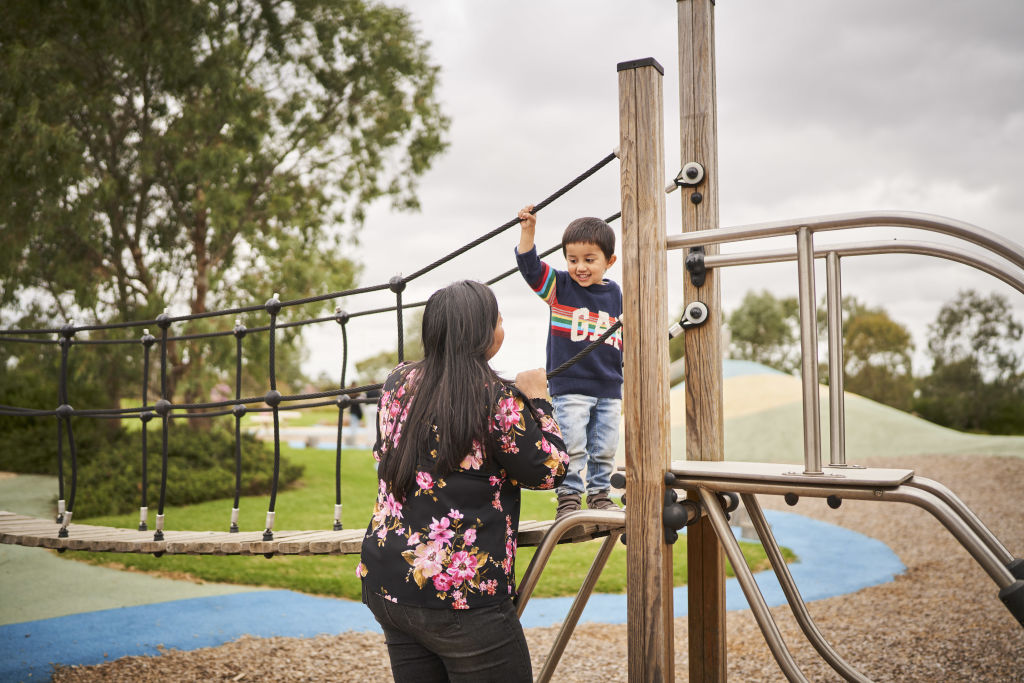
left=305, top=0, right=1024, bottom=383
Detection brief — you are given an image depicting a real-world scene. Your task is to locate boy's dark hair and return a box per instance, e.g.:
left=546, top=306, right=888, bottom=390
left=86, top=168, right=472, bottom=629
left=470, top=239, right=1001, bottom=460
left=561, top=217, right=615, bottom=259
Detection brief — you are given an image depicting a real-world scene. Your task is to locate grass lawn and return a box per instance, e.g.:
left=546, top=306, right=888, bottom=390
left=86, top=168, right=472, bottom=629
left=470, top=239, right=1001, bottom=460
left=65, top=444, right=794, bottom=601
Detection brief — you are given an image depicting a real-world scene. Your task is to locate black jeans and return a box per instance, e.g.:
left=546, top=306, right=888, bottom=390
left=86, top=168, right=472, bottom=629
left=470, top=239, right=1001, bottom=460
left=363, top=588, right=533, bottom=682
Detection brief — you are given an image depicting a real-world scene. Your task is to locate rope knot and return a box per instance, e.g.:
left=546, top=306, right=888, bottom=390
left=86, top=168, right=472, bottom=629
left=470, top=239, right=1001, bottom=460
left=264, top=293, right=282, bottom=316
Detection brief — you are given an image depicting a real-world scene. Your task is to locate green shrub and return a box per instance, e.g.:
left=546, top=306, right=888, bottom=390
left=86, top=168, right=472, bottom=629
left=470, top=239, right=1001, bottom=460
left=67, top=424, right=303, bottom=519
left=0, top=346, right=115, bottom=474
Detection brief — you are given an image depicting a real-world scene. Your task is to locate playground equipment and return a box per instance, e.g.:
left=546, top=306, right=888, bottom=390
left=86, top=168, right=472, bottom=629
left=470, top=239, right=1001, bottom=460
left=2, top=2, right=1024, bottom=681
left=0, top=149, right=631, bottom=678
left=609, top=3, right=1024, bottom=679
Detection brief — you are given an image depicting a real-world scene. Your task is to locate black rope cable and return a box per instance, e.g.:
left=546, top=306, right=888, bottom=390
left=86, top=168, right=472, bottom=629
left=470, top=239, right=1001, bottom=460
left=0, top=336, right=59, bottom=344
left=155, top=316, right=171, bottom=541
left=0, top=153, right=621, bottom=342
left=0, top=327, right=61, bottom=335
left=48, top=383, right=378, bottom=419
left=139, top=330, right=155, bottom=531
left=57, top=328, right=75, bottom=535
left=63, top=414, right=79, bottom=534
left=394, top=287, right=405, bottom=363
left=0, top=205, right=621, bottom=347
left=0, top=154, right=634, bottom=541
left=401, top=151, right=617, bottom=283
left=334, top=310, right=349, bottom=530
left=231, top=320, right=245, bottom=532
left=0, top=404, right=49, bottom=413
left=264, top=295, right=282, bottom=542
left=178, top=408, right=238, bottom=419
left=0, top=407, right=59, bottom=417
left=546, top=319, right=623, bottom=380
left=55, top=414, right=65, bottom=522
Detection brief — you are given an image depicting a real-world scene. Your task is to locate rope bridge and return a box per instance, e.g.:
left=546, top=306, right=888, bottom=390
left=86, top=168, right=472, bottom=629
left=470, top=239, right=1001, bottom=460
left=0, top=151, right=627, bottom=554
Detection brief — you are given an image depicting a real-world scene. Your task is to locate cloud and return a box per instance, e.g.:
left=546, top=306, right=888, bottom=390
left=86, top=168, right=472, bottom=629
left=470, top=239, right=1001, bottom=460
left=305, top=0, right=1024, bottom=381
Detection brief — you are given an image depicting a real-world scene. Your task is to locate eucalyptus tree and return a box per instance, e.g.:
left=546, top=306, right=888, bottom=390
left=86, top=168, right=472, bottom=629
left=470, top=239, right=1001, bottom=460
left=915, top=290, right=1024, bottom=434
left=0, top=0, right=449, bottom=407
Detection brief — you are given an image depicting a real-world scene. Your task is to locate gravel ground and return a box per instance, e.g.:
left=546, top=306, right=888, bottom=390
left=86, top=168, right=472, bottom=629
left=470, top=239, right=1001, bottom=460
left=52, top=454, right=1024, bottom=682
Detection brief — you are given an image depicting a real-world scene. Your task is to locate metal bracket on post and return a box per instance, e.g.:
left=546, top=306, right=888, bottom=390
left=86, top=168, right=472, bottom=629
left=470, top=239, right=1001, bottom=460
left=685, top=247, right=707, bottom=287
left=669, top=301, right=709, bottom=339
left=675, top=162, right=705, bottom=187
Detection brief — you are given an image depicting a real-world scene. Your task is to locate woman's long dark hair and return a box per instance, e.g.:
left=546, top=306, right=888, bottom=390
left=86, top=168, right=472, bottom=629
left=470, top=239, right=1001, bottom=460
left=379, top=280, right=503, bottom=498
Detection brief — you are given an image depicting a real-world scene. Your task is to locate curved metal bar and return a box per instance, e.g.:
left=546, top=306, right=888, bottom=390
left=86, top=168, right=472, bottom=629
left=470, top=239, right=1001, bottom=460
left=665, top=211, right=1024, bottom=271
left=535, top=532, right=622, bottom=683
left=675, top=477, right=1016, bottom=590
left=905, top=476, right=1015, bottom=565
left=696, top=487, right=809, bottom=682
left=741, top=493, right=872, bottom=683
left=513, top=510, right=625, bottom=683
left=703, top=239, right=1024, bottom=296
left=515, top=509, right=626, bottom=614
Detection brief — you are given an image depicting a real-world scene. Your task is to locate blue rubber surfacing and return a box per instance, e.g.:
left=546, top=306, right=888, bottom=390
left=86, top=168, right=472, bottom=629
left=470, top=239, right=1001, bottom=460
left=0, top=509, right=904, bottom=681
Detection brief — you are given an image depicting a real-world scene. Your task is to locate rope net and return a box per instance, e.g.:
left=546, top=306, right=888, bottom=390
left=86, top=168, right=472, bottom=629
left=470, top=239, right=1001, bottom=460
left=0, top=151, right=634, bottom=542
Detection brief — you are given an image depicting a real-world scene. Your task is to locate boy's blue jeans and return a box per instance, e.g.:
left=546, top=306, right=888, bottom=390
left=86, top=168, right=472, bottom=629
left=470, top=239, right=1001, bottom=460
left=552, top=394, right=622, bottom=496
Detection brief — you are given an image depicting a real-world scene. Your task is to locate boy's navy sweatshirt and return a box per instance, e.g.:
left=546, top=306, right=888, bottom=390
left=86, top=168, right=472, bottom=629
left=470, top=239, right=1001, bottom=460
left=515, top=246, right=623, bottom=399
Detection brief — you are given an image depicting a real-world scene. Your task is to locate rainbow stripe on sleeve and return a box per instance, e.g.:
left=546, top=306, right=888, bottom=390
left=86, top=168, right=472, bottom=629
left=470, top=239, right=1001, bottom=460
left=529, top=262, right=557, bottom=304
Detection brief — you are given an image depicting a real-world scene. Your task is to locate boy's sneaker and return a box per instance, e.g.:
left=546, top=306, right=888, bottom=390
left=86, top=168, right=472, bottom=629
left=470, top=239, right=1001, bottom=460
left=586, top=490, right=619, bottom=511
left=555, top=492, right=582, bottom=520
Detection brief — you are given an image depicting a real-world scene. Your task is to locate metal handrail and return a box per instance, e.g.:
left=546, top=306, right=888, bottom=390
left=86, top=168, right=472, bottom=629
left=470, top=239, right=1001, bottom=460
left=668, top=213, right=1024, bottom=476
left=703, top=238, right=1024, bottom=295
left=701, top=237, right=1024, bottom=468
left=665, top=210, right=1024, bottom=270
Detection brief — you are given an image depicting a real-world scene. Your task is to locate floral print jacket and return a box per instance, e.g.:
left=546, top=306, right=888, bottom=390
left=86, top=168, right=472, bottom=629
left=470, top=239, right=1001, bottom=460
left=358, top=364, right=568, bottom=610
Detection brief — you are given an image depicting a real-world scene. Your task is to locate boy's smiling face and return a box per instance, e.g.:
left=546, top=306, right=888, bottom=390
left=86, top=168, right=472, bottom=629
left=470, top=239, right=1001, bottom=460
left=564, top=241, right=616, bottom=287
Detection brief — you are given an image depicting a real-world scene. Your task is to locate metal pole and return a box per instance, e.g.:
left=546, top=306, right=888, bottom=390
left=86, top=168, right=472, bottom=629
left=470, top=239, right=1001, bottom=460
left=825, top=251, right=850, bottom=467
left=796, top=227, right=823, bottom=475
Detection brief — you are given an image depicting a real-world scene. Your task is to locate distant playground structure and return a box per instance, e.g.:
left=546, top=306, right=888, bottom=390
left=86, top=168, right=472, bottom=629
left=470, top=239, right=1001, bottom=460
left=3, top=2, right=1024, bottom=682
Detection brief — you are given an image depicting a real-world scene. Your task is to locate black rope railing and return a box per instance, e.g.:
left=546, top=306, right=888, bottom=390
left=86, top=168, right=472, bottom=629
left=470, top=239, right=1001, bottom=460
left=334, top=308, right=350, bottom=531
left=0, top=151, right=638, bottom=543
left=231, top=319, right=246, bottom=533
left=139, top=329, right=156, bottom=531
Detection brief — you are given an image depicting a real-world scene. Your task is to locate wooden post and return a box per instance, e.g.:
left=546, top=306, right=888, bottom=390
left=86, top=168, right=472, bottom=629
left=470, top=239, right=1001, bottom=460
left=617, top=57, right=673, bottom=682
left=677, top=0, right=727, bottom=680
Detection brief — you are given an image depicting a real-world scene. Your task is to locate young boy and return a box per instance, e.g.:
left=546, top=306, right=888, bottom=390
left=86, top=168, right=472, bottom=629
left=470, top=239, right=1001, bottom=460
left=515, top=205, right=623, bottom=519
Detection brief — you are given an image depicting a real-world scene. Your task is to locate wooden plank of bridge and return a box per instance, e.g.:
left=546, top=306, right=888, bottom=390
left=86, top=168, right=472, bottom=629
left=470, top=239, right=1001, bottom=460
left=0, top=511, right=626, bottom=556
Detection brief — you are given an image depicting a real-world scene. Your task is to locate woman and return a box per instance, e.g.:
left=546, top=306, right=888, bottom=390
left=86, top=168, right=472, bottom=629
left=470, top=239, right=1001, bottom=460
left=358, top=280, right=568, bottom=682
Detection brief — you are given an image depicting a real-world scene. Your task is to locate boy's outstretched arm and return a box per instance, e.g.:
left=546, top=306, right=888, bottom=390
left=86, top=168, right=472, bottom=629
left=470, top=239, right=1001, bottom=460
left=517, top=205, right=536, bottom=254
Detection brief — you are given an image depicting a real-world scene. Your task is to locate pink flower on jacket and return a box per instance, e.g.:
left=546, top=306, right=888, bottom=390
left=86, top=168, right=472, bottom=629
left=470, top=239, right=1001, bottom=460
left=429, top=516, right=454, bottom=545
left=416, top=471, right=433, bottom=490
left=494, top=395, right=522, bottom=432
left=384, top=493, right=403, bottom=518
left=447, top=551, right=479, bottom=582
left=410, top=541, right=446, bottom=579
left=432, top=572, right=454, bottom=592
left=463, top=527, right=477, bottom=545
left=460, top=440, right=484, bottom=470
left=355, top=562, right=367, bottom=578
